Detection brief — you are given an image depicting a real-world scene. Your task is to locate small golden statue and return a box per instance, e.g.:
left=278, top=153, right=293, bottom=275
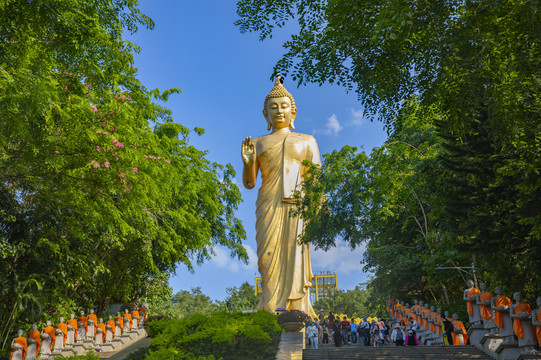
left=241, top=74, right=320, bottom=319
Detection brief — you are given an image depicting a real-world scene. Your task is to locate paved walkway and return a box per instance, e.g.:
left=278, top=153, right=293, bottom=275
left=99, top=337, right=150, bottom=360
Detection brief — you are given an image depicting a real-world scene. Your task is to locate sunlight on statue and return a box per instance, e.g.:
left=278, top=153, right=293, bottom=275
left=241, top=74, right=320, bottom=319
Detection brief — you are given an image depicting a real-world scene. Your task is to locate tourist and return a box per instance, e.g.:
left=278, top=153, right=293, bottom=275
left=360, top=317, right=370, bottom=346
left=405, top=328, right=419, bottom=346
left=332, top=320, right=342, bottom=347
left=409, top=316, right=418, bottom=334
left=391, top=323, right=406, bottom=346
left=370, top=320, right=380, bottom=347
left=349, top=319, right=358, bottom=343
left=306, top=321, right=319, bottom=349
left=340, top=316, right=350, bottom=345
left=376, top=318, right=386, bottom=346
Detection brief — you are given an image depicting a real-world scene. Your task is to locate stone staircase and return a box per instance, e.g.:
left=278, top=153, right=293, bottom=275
left=303, top=345, right=494, bottom=360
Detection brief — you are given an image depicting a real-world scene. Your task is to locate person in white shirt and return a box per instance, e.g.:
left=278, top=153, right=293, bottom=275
left=409, top=317, right=419, bottom=333
left=306, top=322, right=319, bottom=349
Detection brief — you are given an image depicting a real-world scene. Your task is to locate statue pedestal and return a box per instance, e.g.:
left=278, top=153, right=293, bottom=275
left=469, top=303, right=482, bottom=326
left=495, top=342, right=521, bottom=360
left=112, top=337, right=125, bottom=350
left=480, top=334, right=503, bottom=359
left=467, top=324, right=488, bottom=350
left=99, top=342, right=114, bottom=352
left=276, top=332, right=304, bottom=360
left=72, top=339, right=95, bottom=355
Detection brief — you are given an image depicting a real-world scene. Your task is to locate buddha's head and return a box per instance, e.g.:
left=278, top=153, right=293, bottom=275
left=467, top=279, right=474, bottom=288
left=263, top=74, right=297, bottom=131
left=405, top=303, right=410, bottom=307
left=32, top=324, right=37, bottom=331
left=70, top=313, right=75, bottom=319
left=444, top=310, right=449, bottom=317
left=452, top=313, right=458, bottom=320
left=109, top=315, right=113, bottom=320
left=430, top=306, right=435, bottom=311
left=414, top=299, right=418, bottom=305
left=437, top=308, right=442, bottom=314
left=495, top=286, right=502, bottom=295
left=18, top=329, right=23, bottom=336
left=99, top=318, right=103, bottom=323
left=513, top=292, right=522, bottom=302
left=419, top=301, right=423, bottom=307
left=59, top=317, right=65, bottom=323
left=80, top=310, right=85, bottom=316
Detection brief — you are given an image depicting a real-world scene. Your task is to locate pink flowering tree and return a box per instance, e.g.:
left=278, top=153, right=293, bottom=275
left=0, top=0, right=246, bottom=346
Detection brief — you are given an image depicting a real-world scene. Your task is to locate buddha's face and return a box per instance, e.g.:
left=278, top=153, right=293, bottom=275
left=266, top=96, right=296, bottom=130
left=514, top=292, right=522, bottom=302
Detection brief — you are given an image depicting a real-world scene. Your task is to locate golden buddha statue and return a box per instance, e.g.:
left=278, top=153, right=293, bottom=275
left=242, top=74, right=320, bottom=319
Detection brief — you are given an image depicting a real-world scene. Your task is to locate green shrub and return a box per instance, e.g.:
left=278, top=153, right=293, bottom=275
left=146, top=311, right=281, bottom=360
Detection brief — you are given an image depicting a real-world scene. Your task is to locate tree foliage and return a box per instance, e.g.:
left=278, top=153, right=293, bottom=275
left=313, top=285, right=379, bottom=318
left=223, top=282, right=260, bottom=313
left=0, top=0, right=247, bottom=348
left=237, top=0, right=541, bottom=307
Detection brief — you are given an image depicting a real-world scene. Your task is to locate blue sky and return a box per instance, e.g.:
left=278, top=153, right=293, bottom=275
left=129, top=1, right=388, bottom=301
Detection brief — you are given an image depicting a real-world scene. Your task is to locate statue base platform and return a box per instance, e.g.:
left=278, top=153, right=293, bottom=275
left=467, top=324, right=488, bottom=350
left=99, top=342, right=114, bottom=352
left=276, top=331, right=304, bottom=360
left=479, top=334, right=502, bottom=359
left=495, top=342, right=521, bottom=360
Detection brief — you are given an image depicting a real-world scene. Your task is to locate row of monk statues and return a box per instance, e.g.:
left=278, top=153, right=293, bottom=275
left=387, top=298, right=467, bottom=346
left=10, top=304, right=148, bottom=360
left=387, top=281, right=541, bottom=356
left=463, top=280, right=541, bottom=355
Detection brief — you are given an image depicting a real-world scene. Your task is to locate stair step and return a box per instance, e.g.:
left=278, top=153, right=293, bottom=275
left=303, top=345, right=493, bottom=360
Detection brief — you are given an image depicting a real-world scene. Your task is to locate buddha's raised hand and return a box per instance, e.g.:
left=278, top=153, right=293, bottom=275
left=241, top=136, right=256, bottom=166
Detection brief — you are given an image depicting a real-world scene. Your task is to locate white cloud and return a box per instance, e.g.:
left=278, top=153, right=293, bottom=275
left=350, top=108, right=365, bottom=126
left=211, top=244, right=258, bottom=274
left=310, top=240, right=366, bottom=274
left=314, top=114, right=343, bottom=136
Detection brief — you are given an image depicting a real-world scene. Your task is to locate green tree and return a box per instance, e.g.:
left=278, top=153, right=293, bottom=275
left=171, top=287, right=225, bottom=319
left=314, top=285, right=376, bottom=317
left=0, top=0, right=247, bottom=348
left=223, top=282, right=260, bottom=312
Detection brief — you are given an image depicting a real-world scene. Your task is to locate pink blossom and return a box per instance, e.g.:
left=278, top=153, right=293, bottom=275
left=165, top=159, right=170, bottom=163
left=96, top=146, right=101, bottom=152
left=55, top=150, right=60, bottom=154
left=144, top=154, right=148, bottom=158
left=91, top=105, right=98, bottom=112
left=112, top=140, right=124, bottom=148
left=93, top=163, right=100, bottom=168
left=131, top=145, right=137, bottom=149
left=111, top=126, right=116, bottom=132
left=132, top=167, right=138, bottom=173
left=96, top=130, right=101, bottom=134
left=103, top=161, right=110, bottom=169
left=119, top=172, right=125, bottom=178
left=103, top=131, right=109, bottom=136
left=116, top=157, right=119, bottom=160
left=85, top=83, right=91, bottom=88
left=122, top=180, right=127, bottom=184
left=102, top=120, right=109, bottom=126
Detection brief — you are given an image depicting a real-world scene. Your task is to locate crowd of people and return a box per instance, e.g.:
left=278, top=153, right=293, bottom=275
left=304, top=309, right=421, bottom=349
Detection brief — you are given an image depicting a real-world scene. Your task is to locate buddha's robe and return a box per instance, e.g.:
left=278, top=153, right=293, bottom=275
left=115, top=316, right=124, bottom=334
left=124, top=313, right=132, bottom=329
left=43, top=325, right=56, bottom=350
left=479, top=291, right=493, bottom=320
left=395, top=304, right=402, bottom=319
left=512, top=302, right=532, bottom=338
left=411, top=305, right=420, bottom=321
left=10, top=336, right=26, bottom=360
left=423, top=309, right=432, bottom=330
left=535, top=311, right=541, bottom=345
left=67, top=318, right=78, bottom=342
left=253, top=132, right=320, bottom=319
left=403, top=308, right=412, bottom=325
left=494, top=295, right=512, bottom=328
left=429, top=312, right=438, bottom=333
left=56, top=323, right=68, bottom=345
left=96, top=323, right=106, bottom=343
left=417, top=307, right=426, bottom=326
left=27, top=329, right=41, bottom=357
left=452, top=319, right=468, bottom=345
left=466, top=287, right=481, bottom=316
